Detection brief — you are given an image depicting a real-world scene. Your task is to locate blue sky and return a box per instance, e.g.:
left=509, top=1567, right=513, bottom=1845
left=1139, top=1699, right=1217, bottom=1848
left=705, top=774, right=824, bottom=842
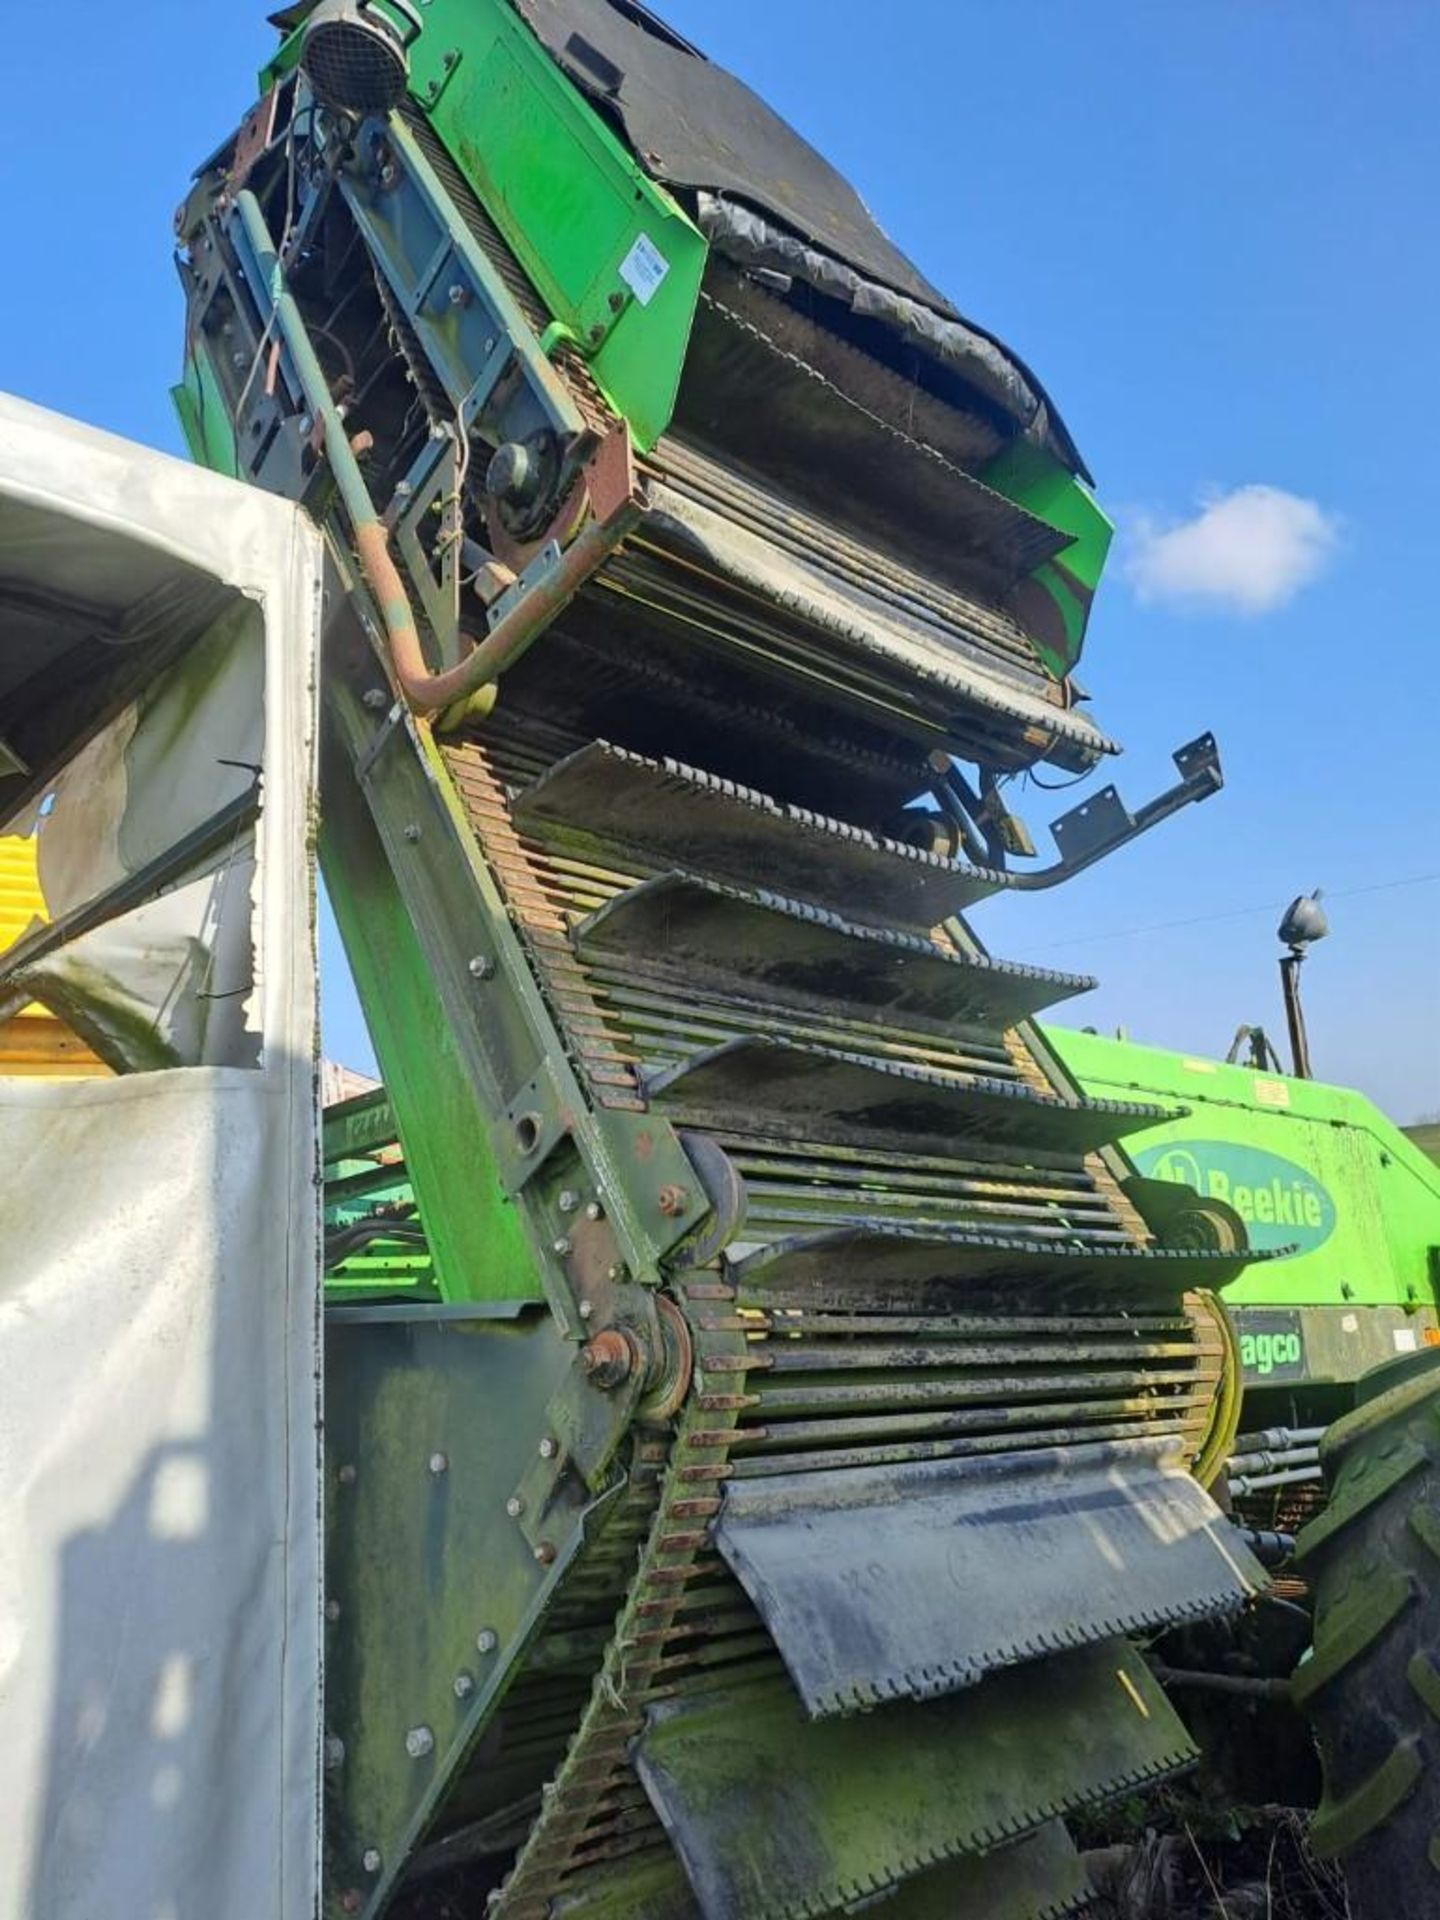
left=3, top=1, right=1436, bottom=1116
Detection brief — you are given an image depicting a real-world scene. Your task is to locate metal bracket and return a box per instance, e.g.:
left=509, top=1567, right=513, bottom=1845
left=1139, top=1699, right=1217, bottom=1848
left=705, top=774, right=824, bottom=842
left=485, top=540, right=564, bottom=630
left=1009, top=732, right=1223, bottom=892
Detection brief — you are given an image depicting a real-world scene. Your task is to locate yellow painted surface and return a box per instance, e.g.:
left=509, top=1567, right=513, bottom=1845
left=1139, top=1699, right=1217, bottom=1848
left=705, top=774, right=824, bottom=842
left=0, top=835, right=109, bottom=1077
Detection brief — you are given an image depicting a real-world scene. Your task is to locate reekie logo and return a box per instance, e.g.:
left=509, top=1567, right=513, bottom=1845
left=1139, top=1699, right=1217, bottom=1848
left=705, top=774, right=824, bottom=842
left=1135, top=1141, right=1336, bottom=1254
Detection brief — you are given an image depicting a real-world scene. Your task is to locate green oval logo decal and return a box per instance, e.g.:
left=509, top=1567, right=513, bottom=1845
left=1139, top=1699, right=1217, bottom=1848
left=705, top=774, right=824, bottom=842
left=1134, top=1140, right=1336, bottom=1254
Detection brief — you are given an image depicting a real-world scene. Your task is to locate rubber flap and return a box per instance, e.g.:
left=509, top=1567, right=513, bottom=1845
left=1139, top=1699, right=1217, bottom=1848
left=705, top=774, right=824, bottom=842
left=713, top=1440, right=1262, bottom=1716
left=634, top=1640, right=1194, bottom=1920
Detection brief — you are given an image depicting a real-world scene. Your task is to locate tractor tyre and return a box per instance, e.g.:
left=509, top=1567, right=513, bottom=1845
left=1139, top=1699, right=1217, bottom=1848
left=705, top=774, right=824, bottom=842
left=1292, top=1348, right=1440, bottom=1917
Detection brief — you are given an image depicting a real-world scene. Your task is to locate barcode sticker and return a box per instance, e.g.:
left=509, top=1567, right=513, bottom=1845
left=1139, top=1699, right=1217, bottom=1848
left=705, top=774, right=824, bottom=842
left=618, top=233, right=670, bottom=307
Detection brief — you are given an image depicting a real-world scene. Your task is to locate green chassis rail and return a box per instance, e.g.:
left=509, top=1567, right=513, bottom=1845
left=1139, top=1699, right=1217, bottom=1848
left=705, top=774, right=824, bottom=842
left=176, top=6, right=1267, bottom=1918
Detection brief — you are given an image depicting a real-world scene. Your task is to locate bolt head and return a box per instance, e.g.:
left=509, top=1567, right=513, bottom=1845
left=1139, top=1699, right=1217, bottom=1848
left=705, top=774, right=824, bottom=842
left=534, top=1541, right=557, bottom=1566
left=553, top=1236, right=572, bottom=1257
left=342, top=1892, right=363, bottom=1914
left=325, top=1599, right=341, bottom=1623
left=447, top=282, right=469, bottom=307
left=558, top=1189, right=580, bottom=1214
left=453, top=1670, right=475, bottom=1700
left=584, top=1201, right=602, bottom=1221
left=404, top=1725, right=435, bottom=1760
left=578, top=1300, right=594, bottom=1320
left=403, top=823, right=422, bottom=844
left=362, top=689, right=388, bottom=712
left=362, top=1849, right=383, bottom=1875
left=468, top=954, right=494, bottom=980
left=476, top=1628, right=498, bottom=1654
left=428, top=1452, right=449, bottom=1476
left=539, top=1437, right=557, bottom=1460
left=337, top=1463, right=357, bottom=1486
left=505, top=1495, right=523, bottom=1518
left=324, top=1735, right=346, bottom=1770
left=298, top=415, right=314, bottom=436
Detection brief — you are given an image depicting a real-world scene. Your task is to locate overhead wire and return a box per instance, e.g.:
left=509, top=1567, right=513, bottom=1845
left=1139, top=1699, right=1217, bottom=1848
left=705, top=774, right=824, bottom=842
left=1032, top=870, right=1440, bottom=953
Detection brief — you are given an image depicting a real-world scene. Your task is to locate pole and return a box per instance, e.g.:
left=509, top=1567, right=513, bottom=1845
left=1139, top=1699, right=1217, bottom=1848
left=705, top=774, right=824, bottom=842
left=1279, top=948, right=1312, bottom=1079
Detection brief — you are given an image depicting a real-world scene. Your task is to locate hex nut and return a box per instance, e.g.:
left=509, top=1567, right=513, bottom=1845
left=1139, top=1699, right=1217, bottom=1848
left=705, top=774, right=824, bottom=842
left=505, top=1495, right=524, bottom=1518
left=362, top=1849, right=383, bottom=1875
left=405, top=1725, right=435, bottom=1760
left=476, top=1628, right=498, bottom=1654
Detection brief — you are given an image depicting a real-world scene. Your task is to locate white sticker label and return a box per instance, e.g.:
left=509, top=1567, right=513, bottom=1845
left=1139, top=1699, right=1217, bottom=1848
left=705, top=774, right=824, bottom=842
left=1395, top=1327, right=1420, bottom=1353
left=1254, top=1078, right=1291, bottom=1109
left=618, top=233, right=670, bottom=308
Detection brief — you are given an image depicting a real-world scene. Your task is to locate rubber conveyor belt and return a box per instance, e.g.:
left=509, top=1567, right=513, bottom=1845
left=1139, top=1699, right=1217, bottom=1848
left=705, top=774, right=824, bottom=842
left=436, top=717, right=1264, bottom=1920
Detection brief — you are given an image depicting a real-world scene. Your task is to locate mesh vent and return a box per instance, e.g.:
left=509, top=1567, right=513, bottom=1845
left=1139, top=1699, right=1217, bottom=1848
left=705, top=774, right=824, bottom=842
left=303, top=19, right=407, bottom=114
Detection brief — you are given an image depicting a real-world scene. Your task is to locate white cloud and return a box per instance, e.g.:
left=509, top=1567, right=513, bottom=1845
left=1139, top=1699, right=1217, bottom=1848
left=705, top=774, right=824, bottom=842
left=1122, top=484, right=1342, bottom=615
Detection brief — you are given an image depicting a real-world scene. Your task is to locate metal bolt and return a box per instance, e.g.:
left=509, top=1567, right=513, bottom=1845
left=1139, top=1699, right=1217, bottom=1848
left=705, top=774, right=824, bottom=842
left=325, top=1599, right=342, bottom=1623
left=476, top=1629, right=498, bottom=1654
left=299, top=415, right=314, bottom=437
left=578, top=1300, right=594, bottom=1320
left=539, top=1437, right=558, bottom=1460
left=581, top=1330, right=635, bottom=1390
left=607, top=1264, right=625, bottom=1282
left=505, top=1495, right=524, bottom=1518
left=453, top=1671, right=475, bottom=1700
left=447, top=282, right=470, bottom=307
left=324, top=1735, right=346, bottom=1770
left=608, top=290, right=626, bottom=313
left=468, top=954, right=494, bottom=980
left=232, top=350, right=247, bottom=369
left=362, top=1849, right=383, bottom=1875
left=483, top=338, right=495, bottom=355
left=534, top=1541, right=557, bottom=1566
left=553, top=1236, right=572, bottom=1257
left=362, top=688, right=388, bottom=711
left=428, top=1452, right=449, bottom=1476
left=403, top=823, right=422, bottom=843
left=658, top=1185, right=690, bottom=1218
left=558, top=1189, right=580, bottom=1214
left=380, top=163, right=398, bottom=189
left=337, top=1464, right=357, bottom=1486
left=405, top=1725, right=435, bottom=1760
left=584, top=1201, right=603, bottom=1221
left=341, top=1891, right=363, bottom=1914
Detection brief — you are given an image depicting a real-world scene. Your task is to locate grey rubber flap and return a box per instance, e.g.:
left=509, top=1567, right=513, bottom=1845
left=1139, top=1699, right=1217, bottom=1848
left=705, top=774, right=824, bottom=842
left=713, top=1439, right=1262, bottom=1715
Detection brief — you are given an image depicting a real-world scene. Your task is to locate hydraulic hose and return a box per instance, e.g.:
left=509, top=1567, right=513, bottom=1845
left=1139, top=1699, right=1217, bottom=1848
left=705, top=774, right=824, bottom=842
left=234, top=190, right=641, bottom=719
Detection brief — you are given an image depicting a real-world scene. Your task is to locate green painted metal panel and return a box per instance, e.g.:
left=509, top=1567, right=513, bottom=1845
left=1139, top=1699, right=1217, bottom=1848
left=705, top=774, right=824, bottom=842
left=411, top=0, right=706, bottom=450
left=269, top=0, right=707, bottom=450
left=324, top=1310, right=598, bottom=1910
left=321, top=716, right=542, bottom=1307
left=1049, top=1025, right=1440, bottom=1315
left=982, top=440, right=1113, bottom=680
left=170, top=339, right=238, bottom=478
